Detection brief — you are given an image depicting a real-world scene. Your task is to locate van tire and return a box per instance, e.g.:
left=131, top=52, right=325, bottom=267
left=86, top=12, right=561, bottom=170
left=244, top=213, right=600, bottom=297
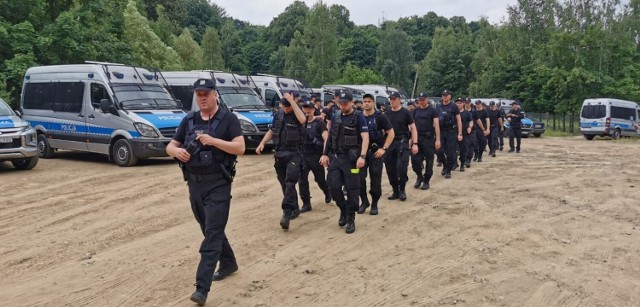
left=533, top=133, right=541, bottom=137
left=11, top=156, right=39, bottom=170
left=611, top=129, right=621, bottom=140
left=112, top=139, right=138, bottom=167
left=37, top=134, right=54, bottom=158
left=583, top=134, right=595, bottom=140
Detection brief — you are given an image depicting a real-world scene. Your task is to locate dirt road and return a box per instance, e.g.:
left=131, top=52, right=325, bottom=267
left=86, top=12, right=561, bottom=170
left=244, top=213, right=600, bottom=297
left=1, top=136, right=639, bottom=306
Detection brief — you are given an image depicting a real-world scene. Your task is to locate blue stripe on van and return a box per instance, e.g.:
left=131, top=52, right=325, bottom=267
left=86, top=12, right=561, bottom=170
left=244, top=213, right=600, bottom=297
left=0, top=117, right=15, bottom=128
left=27, top=120, right=141, bottom=137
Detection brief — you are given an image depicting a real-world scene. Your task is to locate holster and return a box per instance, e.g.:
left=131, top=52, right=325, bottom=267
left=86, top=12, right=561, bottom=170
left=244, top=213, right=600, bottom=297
left=177, top=160, right=190, bottom=181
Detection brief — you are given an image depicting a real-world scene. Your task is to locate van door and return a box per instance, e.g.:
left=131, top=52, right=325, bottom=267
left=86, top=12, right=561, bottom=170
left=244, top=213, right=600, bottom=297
left=85, top=82, right=113, bottom=154
left=580, top=103, right=607, bottom=134
left=48, top=82, right=88, bottom=152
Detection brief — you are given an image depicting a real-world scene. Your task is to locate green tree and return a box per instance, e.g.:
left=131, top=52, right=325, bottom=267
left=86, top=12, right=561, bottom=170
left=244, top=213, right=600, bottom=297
left=377, top=26, right=414, bottom=90
left=200, top=27, right=225, bottom=70
left=173, top=28, right=203, bottom=70
left=219, top=19, right=247, bottom=72
left=284, top=30, right=308, bottom=80
left=339, top=25, right=380, bottom=69
left=150, top=5, right=179, bottom=45
left=333, top=62, right=385, bottom=84
left=303, top=1, right=339, bottom=87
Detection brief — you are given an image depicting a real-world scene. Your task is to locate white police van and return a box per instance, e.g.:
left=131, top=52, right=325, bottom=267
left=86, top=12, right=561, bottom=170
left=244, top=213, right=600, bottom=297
left=580, top=98, right=640, bottom=140
left=247, top=74, right=312, bottom=109
left=20, top=62, right=185, bottom=166
left=0, top=97, right=39, bottom=170
left=345, top=85, right=410, bottom=108
left=162, top=71, right=273, bottom=150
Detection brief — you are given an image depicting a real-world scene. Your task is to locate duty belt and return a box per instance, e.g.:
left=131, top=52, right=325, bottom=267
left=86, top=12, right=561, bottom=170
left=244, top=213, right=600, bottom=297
left=188, top=172, right=224, bottom=182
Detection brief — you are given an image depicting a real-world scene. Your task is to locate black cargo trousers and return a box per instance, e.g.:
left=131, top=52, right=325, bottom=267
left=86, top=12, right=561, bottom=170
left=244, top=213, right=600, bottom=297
left=299, top=152, right=330, bottom=203
left=436, top=129, right=457, bottom=172
left=189, top=175, right=237, bottom=295
left=328, top=152, right=360, bottom=215
left=489, top=125, right=500, bottom=154
left=360, top=145, right=384, bottom=205
left=509, top=125, right=522, bottom=151
left=475, top=128, right=487, bottom=160
left=458, top=132, right=470, bottom=165
left=384, top=139, right=411, bottom=193
left=274, top=150, right=301, bottom=215
left=466, top=129, right=477, bottom=163
left=411, top=134, right=436, bottom=184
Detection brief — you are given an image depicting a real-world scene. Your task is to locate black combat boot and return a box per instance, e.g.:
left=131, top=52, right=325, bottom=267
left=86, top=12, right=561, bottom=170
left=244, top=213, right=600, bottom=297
left=338, top=211, right=347, bottom=227
left=345, top=213, right=356, bottom=234
left=465, top=159, right=471, bottom=168
left=413, top=175, right=423, bottom=189
left=398, top=184, right=407, bottom=201
left=190, top=290, right=207, bottom=306
left=357, top=198, right=369, bottom=214
left=387, top=190, right=400, bottom=200
left=290, top=208, right=300, bottom=219
left=370, top=197, right=379, bottom=215
left=324, top=191, right=332, bottom=204
left=460, top=163, right=465, bottom=172
left=300, top=200, right=312, bottom=213
left=280, top=211, right=290, bottom=230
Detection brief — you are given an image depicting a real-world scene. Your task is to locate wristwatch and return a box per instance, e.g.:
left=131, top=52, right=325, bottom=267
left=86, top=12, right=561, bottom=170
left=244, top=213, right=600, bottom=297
left=382, top=145, right=388, bottom=150
left=359, top=154, right=366, bottom=159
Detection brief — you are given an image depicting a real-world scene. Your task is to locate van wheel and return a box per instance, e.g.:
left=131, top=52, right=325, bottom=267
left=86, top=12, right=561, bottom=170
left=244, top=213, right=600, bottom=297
left=37, top=134, right=54, bottom=158
left=112, top=139, right=138, bottom=167
left=12, top=156, right=39, bottom=170
left=533, top=133, right=541, bottom=137
left=583, top=134, right=595, bottom=140
left=611, top=129, right=621, bottom=140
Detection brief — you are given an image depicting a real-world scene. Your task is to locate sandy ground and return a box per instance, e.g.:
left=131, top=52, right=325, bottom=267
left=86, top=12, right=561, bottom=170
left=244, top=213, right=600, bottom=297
left=1, top=136, right=640, bottom=307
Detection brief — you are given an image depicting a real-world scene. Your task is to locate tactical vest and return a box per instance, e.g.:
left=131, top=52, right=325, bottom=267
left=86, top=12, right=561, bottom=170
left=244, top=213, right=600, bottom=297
left=437, top=103, right=456, bottom=130
left=183, top=110, right=236, bottom=174
left=272, top=109, right=304, bottom=151
left=330, top=110, right=361, bottom=154
left=365, top=110, right=386, bottom=146
left=412, top=107, right=435, bottom=138
left=303, top=117, right=324, bottom=154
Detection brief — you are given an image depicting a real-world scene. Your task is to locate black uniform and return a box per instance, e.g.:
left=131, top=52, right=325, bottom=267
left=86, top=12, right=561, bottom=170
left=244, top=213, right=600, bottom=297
left=173, top=109, right=241, bottom=298
left=487, top=109, right=501, bottom=155
left=271, top=110, right=305, bottom=224
left=459, top=109, right=473, bottom=169
left=508, top=108, right=524, bottom=152
left=325, top=110, right=368, bottom=232
left=466, top=108, right=477, bottom=165
left=411, top=105, right=438, bottom=186
left=498, top=108, right=506, bottom=150
left=359, top=110, right=392, bottom=214
left=435, top=102, right=460, bottom=175
left=474, top=108, right=488, bottom=161
left=299, top=117, right=330, bottom=207
left=384, top=107, right=414, bottom=196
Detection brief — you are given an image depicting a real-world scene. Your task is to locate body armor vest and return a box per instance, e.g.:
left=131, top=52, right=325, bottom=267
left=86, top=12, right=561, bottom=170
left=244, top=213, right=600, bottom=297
left=330, top=110, right=360, bottom=154
left=272, top=110, right=304, bottom=151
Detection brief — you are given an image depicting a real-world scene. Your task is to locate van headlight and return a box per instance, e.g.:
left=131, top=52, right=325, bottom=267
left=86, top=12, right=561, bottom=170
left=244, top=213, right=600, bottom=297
left=134, top=122, right=160, bottom=138
left=239, top=119, right=257, bottom=133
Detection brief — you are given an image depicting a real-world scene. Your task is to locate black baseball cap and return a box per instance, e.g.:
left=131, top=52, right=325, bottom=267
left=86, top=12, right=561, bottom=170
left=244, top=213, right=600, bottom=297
left=489, top=101, right=496, bottom=106
left=388, top=91, right=401, bottom=99
left=334, top=89, right=343, bottom=96
left=474, top=100, right=482, bottom=105
left=194, top=78, right=216, bottom=91
left=301, top=100, right=315, bottom=108
left=418, top=92, right=428, bottom=99
left=338, top=91, right=353, bottom=103
left=511, top=101, right=519, bottom=105
left=407, top=101, right=415, bottom=106
left=455, top=97, right=464, bottom=102
left=464, top=98, right=471, bottom=103
left=442, top=89, right=452, bottom=96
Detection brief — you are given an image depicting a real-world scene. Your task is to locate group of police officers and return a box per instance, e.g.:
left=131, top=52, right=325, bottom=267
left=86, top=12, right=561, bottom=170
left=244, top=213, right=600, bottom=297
left=168, top=79, right=525, bottom=306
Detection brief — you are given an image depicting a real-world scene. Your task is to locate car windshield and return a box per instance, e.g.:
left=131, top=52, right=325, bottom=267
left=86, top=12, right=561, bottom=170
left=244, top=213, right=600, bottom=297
left=113, top=84, right=181, bottom=110
left=0, top=99, right=14, bottom=116
left=219, top=88, right=265, bottom=109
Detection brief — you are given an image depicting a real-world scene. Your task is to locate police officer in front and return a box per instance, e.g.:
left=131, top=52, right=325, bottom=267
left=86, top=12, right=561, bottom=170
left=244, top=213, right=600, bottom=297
left=456, top=97, right=474, bottom=172
left=507, top=101, right=525, bottom=153
left=384, top=91, right=418, bottom=200
left=411, top=92, right=441, bottom=190
left=473, top=100, right=490, bottom=162
left=357, top=93, right=394, bottom=215
left=320, top=91, right=369, bottom=234
left=166, top=78, right=245, bottom=306
left=487, top=101, right=503, bottom=157
left=256, top=92, right=306, bottom=230
left=436, top=90, right=463, bottom=179
left=299, top=100, right=331, bottom=211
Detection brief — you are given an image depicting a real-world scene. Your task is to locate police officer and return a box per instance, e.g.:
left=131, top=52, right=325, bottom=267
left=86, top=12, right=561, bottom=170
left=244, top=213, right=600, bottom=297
left=456, top=98, right=474, bottom=172
left=486, top=101, right=503, bottom=157
left=507, top=101, right=525, bottom=153
left=384, top=91, right=418, bottom=201
left=320, top=91, right=369, bottom=234
left=166, top=78, right=245, bottom=306
left=411, top=92, right=441, bottom=190
left=473, top=100, right=490, bottom=162
left=407, top=100, right=416, bottom=112
left=323, top=89, right=342, bottom=123
left=464, top=98, right=476, bottom=168
left=358, top=93, right=394, bottom=215
left=299, top=100, right=331, bottom=211
left=498, top=104, right=507, bottom=151
left=256, top=92, right=306, bottom=230
left=436, top=90, right=463, bottom=179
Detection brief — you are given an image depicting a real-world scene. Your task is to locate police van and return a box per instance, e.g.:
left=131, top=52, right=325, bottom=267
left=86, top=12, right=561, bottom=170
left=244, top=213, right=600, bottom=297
left=20, top=62, right=185, bottom=166
left=0, top=97, right=39, bottom=170
left=247, top=74, right=312, bottom=109
left=162, top=71, right=273, bottom=150
left=345, top=85, right=410, bottom=108
left=580, top=98, right=640, bottom=140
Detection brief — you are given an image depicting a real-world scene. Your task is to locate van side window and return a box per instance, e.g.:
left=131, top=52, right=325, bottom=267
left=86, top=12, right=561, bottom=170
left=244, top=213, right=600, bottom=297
left=91, top=83, right=110, bottom=109
left=23, top=83, right=54, bottom=110
left=53, top=82, right=84, bottom=113
left=376, top=96, right=389, bottom=106
left=611, top=106, right=636, bottom=121
left=324, top=94, right=334, bottom=105
left=168, top=85, right=193, bottom=111
left=265, top=89, right=278, bottom=108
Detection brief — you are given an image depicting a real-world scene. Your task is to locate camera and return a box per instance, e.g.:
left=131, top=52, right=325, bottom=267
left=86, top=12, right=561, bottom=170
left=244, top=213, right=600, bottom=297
left=185, top=140, right=200, bottom=155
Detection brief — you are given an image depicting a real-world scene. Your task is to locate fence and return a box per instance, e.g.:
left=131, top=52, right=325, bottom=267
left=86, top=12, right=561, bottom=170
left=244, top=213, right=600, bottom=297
left=527, top=112, right=580, bottom=133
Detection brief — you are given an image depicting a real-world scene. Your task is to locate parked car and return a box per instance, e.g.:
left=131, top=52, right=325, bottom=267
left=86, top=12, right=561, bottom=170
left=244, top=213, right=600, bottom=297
left=0, top=98, right=39, bottom=170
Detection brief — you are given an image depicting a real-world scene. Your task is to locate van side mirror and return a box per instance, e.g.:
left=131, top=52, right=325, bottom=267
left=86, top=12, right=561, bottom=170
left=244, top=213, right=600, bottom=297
left=99, top=99, right=117, bottom=115
left=14, top=109, right=22, bottom=117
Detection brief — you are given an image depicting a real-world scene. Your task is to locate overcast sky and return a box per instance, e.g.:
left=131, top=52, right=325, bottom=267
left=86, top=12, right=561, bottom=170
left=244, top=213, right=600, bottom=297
left=214, top=0, right=518, bottom=26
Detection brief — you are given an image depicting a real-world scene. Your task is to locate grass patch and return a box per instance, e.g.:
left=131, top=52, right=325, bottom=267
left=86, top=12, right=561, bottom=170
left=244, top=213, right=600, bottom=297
left=542, top=130, right=581, bottom=137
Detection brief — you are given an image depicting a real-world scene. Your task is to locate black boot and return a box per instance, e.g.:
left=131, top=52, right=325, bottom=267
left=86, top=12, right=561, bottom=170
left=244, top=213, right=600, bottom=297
left=345, top=213, right=356, bottom=234
left=460, top=163, right=465, bottom=172
left=357, top=198, right=369, bottom=214
left=324, top=191, right=332, bottom=204
left=387, top=191, right=400, bottom=200
left=280, top=211, right=290, bottom=230
left=370, top=198, right=379, bottom=215
left=190, top=289, right=208, bottom=306
left=290, top=208, right=300, bottom=219
left=465, top=160, right=471, bottom=168
left=413, top=175, right=423, bottom=189
left=300, top=200, right=312, bottom=213
left=338, top=211, right=347, bottom=227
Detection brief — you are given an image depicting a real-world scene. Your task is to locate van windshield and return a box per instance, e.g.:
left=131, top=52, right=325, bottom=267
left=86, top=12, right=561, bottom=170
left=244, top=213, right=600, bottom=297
left=581, top=105, right=606, bottom=119
left=0, top=99, right=14, bottom=116
left=113, top=84, right=181, bottom=110
left=218, top=88, right=265, bottom=109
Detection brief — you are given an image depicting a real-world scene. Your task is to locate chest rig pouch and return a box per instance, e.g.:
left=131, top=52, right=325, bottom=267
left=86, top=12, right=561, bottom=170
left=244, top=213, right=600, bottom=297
left=437, top=104, right=456, bottom=130
left=183, top=110, right=228, bottom=169
left=331, top=110, right=360, bottom=153
left=305, top=118, right=324, bottom=152
left=272, top=110, right=304, bottom=150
